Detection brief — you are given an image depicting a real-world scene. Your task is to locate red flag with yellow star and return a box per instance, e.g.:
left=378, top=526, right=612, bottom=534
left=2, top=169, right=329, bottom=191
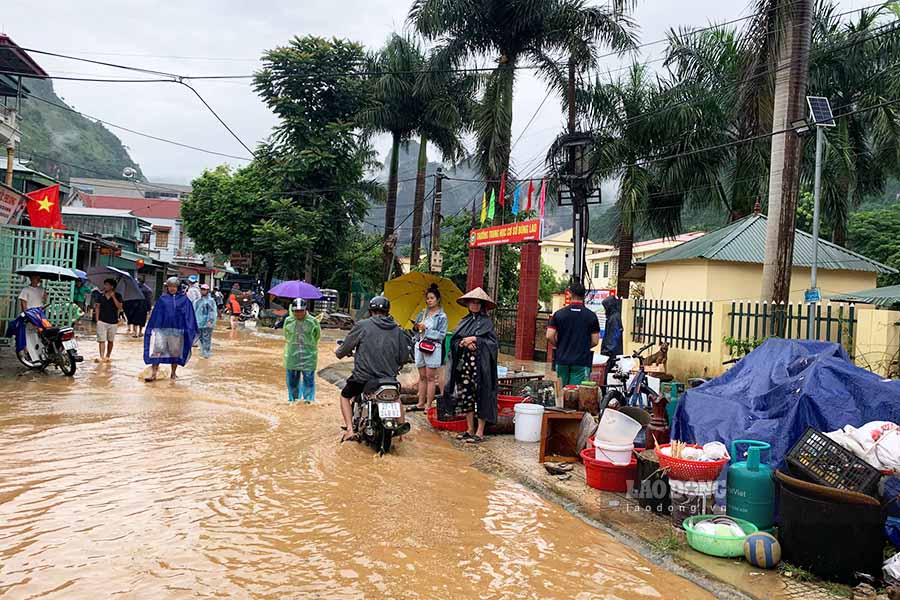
left=26, top=185, right=64, bottom=229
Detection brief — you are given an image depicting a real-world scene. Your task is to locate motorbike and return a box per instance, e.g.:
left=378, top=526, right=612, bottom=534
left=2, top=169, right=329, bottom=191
left=5, top=306, right=84, bottom=376
left=600, top=342, right=661, bottom=412
left=336, top=341, right=408, bottom=455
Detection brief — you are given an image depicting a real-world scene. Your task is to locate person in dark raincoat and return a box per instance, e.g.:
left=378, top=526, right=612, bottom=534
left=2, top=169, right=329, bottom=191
left=444, top=287, right=498, bottom=444
left=143, top=277, right=198, bottom=381
left=601, top=295, right=624, bottom=372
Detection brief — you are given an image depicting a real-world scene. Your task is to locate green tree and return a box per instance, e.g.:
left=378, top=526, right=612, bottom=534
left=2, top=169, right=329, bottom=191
left=847, top=205, right=900, bottom=286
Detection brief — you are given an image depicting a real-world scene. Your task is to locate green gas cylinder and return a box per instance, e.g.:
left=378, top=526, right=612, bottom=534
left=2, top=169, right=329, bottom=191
left=726, top=440, right=775, bottom=530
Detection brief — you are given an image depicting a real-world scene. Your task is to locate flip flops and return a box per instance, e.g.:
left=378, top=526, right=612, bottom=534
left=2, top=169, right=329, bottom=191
left=465, top=435, right=486, bottom=444
left=456, top=432, right=473, bottom=441
left=407, top=405, right=426, bottom=412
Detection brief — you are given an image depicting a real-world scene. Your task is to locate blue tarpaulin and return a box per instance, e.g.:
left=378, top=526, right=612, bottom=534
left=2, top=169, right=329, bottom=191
left=672, top=338, right=900, bottom=470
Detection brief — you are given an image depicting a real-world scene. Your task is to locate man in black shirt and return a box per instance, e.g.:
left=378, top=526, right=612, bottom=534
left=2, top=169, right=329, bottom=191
left=94, top=278, right=123, bottom=363
left=546, top=282, right=600, bottom=386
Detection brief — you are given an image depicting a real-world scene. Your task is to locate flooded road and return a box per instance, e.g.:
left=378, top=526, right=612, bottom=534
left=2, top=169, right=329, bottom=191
left=0, top=325, right=710, bottom=599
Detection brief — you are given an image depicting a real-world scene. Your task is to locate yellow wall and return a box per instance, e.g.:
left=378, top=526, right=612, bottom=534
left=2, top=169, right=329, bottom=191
left=541, top=244, right=570, bottom=281
left=644, top=259, right=878, bottom=302
left=854, top=308, right=900, bottom=376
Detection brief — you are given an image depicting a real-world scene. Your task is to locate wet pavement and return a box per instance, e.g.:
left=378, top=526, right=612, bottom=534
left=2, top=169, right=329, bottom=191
left=0, top=324, right=711, bottom=599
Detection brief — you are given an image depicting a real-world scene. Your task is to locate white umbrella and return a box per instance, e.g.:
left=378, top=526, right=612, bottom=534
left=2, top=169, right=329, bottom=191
left=86, top=266, right=144, bottom=302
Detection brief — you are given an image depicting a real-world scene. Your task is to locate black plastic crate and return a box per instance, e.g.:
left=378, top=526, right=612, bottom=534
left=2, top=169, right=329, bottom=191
left=786, top=427, right=880, bottom=496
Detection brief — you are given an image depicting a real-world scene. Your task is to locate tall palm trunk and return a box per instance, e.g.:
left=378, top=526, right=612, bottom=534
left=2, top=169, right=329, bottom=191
left=383, top=131, right=401, bottom=282
left=410, top=135, right=428, bottom=267
left=615, top=223, right=634, bottom=298
left=486, top=67, right=515, bottom=301
left=760, top=0, right=813, bottom=303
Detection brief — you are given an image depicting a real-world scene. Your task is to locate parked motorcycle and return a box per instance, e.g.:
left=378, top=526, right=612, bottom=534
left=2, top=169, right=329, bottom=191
left=5, top=306, right=83, bottom=376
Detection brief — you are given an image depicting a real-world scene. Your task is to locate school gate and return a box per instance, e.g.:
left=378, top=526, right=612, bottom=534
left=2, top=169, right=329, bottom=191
left=0, top=225, right=78, bottom=347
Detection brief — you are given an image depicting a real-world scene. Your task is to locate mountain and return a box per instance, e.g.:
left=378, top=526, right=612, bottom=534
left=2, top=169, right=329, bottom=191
left=17, top=78, right=142, bottom=182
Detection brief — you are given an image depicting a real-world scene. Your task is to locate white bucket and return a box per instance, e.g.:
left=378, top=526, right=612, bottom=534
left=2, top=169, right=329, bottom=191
left=513, top=403, right=544, bottom=443
left=594, top=439, right=634, bottom=465
left=595, top=409, right=642, bottom=445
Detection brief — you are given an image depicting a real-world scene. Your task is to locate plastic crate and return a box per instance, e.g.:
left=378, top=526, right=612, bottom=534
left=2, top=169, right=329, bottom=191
left=786, top=427, right=880, bottom=495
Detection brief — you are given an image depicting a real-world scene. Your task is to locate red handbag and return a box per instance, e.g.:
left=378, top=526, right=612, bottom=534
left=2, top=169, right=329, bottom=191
left=418, top=340, right=437, bottom=354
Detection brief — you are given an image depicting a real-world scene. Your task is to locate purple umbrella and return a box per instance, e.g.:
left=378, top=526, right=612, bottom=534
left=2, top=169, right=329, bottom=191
left=268, top=280, right=322, bottom=300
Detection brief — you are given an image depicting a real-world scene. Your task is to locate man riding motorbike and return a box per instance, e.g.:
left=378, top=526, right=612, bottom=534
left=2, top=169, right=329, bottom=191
left=335, top=295, right=412, bottom=442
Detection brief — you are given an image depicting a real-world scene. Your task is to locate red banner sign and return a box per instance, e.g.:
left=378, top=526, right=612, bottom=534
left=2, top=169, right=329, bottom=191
left=469, top=219, right=542, bottom=248
left=0, top=183, right=27, bottom=224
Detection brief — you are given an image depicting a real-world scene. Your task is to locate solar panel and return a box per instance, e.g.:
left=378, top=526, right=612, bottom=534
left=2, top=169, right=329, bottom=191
left=807, top=96, right=835, bottom=127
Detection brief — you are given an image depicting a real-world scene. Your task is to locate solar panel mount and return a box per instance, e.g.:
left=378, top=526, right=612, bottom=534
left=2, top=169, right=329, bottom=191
left=807, top=96, right=835, bottom=127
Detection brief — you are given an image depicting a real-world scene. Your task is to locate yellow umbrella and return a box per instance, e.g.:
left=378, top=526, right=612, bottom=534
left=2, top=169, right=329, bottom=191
left=383, top=272, right=469, bottom=332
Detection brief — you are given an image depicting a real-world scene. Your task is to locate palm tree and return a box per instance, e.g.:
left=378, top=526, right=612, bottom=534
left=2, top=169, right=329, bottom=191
left=580, top=64, right=683, bottom=298
left=363, top=34, right=427, bottom=281
left=409, top=66, right=475, bottom=266
left=409, top=0, right=637, bottom=294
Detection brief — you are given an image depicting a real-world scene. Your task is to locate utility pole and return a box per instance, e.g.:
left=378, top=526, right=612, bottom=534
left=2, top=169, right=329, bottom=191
left=567, top=57, right=587, bottom=287
left=760, top=0, right=814, bottom=304
left=429, top=167, right=443, bottom=274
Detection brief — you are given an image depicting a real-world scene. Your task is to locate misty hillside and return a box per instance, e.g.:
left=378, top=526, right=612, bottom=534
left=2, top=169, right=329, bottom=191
left=17, top=78, right=142, bottom=182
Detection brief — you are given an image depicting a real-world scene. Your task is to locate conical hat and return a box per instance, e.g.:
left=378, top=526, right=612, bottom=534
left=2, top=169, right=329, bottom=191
left=456, top=287, right=496, bottom=310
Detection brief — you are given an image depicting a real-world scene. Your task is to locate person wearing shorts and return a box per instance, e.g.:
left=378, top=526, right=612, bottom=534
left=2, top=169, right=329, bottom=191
left=408, top=283, right=448, bottom=413
left=94, top=278, right=123, bottom=363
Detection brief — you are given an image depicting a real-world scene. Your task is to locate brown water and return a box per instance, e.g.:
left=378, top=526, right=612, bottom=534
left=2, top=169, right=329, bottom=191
left=0, top=326, right=709, bottom=599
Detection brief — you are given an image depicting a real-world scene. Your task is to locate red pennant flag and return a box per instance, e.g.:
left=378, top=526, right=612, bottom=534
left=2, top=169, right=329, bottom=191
left=526, top=180, right=535, bottom=212
left=538, top=179, right=547, bottom=219
left=498, top=172, right=506, bottom=208
left=26, top=185, right=64, bottom=230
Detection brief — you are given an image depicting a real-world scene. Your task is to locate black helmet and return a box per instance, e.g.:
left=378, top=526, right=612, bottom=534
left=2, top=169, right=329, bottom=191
left=369, top=295, right=391, bottom=312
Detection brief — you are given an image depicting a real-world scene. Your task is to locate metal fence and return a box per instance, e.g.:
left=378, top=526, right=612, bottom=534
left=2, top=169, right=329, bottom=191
left=631, top=298, right=714, bottom=352
left=0, top=225, right=79, bottom=339
left=493, top=306, right=551, bottom=361
left=728, top=301, right=857, bottom=355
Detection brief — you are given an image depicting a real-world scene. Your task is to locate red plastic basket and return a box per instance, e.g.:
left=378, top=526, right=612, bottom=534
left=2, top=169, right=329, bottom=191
left=498, top=395, right=526, bottom=418
left=427, top=407, right=468, bottom=432
left=654, top=444, right=729, bottom=481
left=580, top=448, right=637, bottom=492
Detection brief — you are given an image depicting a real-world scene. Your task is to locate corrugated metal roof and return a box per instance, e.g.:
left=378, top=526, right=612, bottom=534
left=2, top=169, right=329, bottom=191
left=830, top=285, right=900, bottom=307
left=640, top=214, right=896, bottom=274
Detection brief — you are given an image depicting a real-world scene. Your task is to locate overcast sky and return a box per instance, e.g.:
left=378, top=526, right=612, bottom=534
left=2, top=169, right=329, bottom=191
left=4, top=0, right=872, bottom=184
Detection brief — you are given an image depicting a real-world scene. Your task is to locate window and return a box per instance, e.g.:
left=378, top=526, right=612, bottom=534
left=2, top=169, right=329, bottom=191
left=603, top=262, right=609, bottom=278
left=593, top=263, right=600, bottom=278
left=554, top=247, right=559, bottom=253
left=154, top=230, right=169, bottom=249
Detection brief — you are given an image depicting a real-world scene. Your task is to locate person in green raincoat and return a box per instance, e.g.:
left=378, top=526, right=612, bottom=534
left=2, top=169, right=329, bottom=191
left=283, top=298, right=321, bottom=403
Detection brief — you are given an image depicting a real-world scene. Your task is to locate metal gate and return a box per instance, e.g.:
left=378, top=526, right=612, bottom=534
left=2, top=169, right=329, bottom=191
left=0, top=225, right=79, bottom=341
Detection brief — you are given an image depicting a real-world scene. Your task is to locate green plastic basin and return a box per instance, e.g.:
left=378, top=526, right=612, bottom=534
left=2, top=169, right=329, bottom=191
left=683, top=515, right=758, bottom=558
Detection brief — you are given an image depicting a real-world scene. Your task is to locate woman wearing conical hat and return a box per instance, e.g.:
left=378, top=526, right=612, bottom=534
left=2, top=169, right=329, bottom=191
left=443, top=287, right=498, bottom=444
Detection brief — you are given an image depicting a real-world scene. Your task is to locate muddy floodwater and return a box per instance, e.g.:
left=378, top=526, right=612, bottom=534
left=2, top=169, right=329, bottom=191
left=0, top=326, right=710, bottom=599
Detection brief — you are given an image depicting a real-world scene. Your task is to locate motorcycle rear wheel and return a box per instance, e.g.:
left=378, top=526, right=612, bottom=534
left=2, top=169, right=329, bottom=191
left=379, top=428, right=393, bottom=454
left=59, top=350, right=77, bottom=377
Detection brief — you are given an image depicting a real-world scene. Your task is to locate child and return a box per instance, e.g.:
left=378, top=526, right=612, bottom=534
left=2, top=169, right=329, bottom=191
left=283, top=298, right=321, bottom=403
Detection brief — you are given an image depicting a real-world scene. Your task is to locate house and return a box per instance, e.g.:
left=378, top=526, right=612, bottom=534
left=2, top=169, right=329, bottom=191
left=540, top=228, right=612, bottom=281
left=68, top=191, right=196, bottom=261
left=70, top=177, right=191, bottom=200
left=586, top=232, right=706, bottom=289
left=0, top=34, right=48, bottom=188
left=637, top=213, right=896, bottom=302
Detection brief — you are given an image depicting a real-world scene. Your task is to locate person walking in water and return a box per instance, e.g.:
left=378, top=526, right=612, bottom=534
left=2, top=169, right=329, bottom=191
left=193, top=284, right=218, bottom=359
left=283, top=298, right=321, bottom=403
left=94, top=278, right=123, bottom=363
left=144, top=277, right=198, bottom=382
left=185, top=275, right=201, bottom=303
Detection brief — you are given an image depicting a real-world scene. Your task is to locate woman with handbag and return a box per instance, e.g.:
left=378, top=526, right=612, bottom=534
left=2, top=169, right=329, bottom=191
left=444, top=287, right=499, bottom=444
left=408, top=283, right=448, bottom=413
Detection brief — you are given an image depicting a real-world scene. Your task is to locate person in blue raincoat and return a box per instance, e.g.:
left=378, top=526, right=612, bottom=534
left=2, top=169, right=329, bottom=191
left=193, top=284, right=218, bottom=359
left=144, top=277, right=198, bottom=382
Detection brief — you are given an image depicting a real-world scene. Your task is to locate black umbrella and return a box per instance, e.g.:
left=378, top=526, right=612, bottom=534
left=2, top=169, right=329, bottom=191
left=86, top=266, right=144, bottom=302
left=16, top=264, right=80, bottom=282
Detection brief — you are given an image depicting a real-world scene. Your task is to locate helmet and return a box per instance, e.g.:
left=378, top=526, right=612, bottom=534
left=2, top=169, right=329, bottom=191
left=368, top=295, right=391, bottom=312
left=291, top=298, right=308, bottom=311
left=188, top=275, right=199, bottom=283
left=165, top=276, right=179, bottom=287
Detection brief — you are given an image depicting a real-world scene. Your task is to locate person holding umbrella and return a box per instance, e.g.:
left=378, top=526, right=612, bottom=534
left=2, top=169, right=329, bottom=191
left=94, top=278, right=123, bottom=362
left=283, top=298, right=321, bottom=403
left=144, top=277, right=199, bottom=382
left=18, top=274, right=48, bottom=312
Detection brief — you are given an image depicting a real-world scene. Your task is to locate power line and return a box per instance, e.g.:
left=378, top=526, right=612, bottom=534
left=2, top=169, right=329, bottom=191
left=178, top=81, right=255, bottom=156
left=21, top=91, right=254, bottom=161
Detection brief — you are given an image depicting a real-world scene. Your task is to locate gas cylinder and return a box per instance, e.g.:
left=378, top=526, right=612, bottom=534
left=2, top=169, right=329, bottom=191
left=726, top=440, right=775, bottom=531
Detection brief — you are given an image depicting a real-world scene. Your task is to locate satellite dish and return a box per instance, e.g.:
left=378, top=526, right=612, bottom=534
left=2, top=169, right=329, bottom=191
left=122, top=167, right=137, bottom=179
